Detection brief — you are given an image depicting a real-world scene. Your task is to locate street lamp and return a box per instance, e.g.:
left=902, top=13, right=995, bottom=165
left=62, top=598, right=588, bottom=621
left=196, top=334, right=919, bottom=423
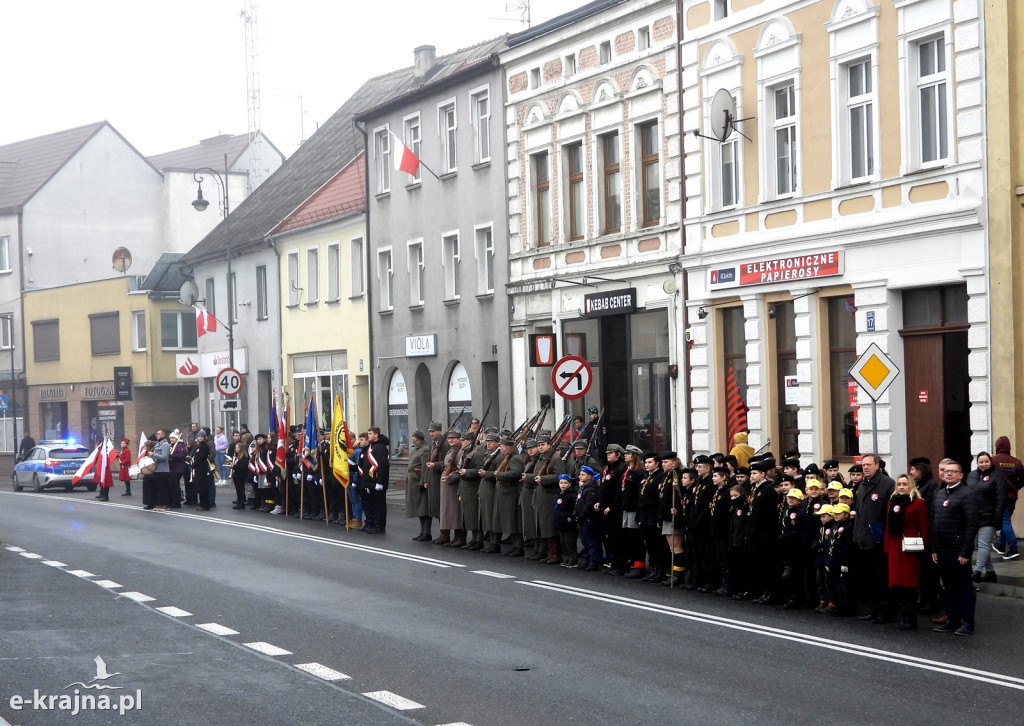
left=191, top=154, right=234, bottom=371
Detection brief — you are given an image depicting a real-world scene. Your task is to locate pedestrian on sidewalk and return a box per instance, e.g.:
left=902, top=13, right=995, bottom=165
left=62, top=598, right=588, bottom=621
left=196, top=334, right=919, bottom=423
left=966, top=452, right=1008, bottom=583
left=990, top=436, right=1022, bottom=560
left=118, top=438, right=132, bottom=497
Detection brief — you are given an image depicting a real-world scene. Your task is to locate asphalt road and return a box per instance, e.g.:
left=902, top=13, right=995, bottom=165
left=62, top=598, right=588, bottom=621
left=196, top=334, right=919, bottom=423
left=1, top=488, right=1022, bottom=726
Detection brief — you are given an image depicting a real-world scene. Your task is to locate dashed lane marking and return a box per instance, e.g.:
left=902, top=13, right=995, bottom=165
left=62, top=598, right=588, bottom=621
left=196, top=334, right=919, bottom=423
left=93, top=580, right=123, bottom=589
left=197, top=623, right=239, bottom=636
left=66, top=569, right=95, bottom=578
left=41, top=560, right=67, bottom=567
left=435, top=722, right=475, bottom=726
left=18, top=552, right=43, bottom=559
left=295, top=663, right=350, bottom=681
left=470, top=570, right=516, bottom=579
left=119, top=591, right=155, bottom=603
left=362, top=691, right=423, bottom=710
left=243, top=641, right=293, bottom=656
left=4, top=545, right=25, bottom=552
left=155, top=606, right=193, bottom=617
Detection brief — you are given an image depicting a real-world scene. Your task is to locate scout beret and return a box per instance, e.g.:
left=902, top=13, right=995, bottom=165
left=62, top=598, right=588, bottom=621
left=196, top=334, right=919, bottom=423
left=781, top=458, right=800, bottom=469
left=579, top=465, right=597, bottom=477
left=645, top=452, right=662, bottom=463
left=805, top=463, right=821, bottom=476
left=823, top=459, right=839, bottom=469
left=735, top=466, right=750, bottom=475
left=848, top=464, right=863, bottom=473
left=660, top=451, right=678, bottom=461
left=558, top=473, right=573, bottom=482
left=711, top=466, right=730, bottom=476
left=909, top=457, right=931, bottom=467
left=693, top=454, right=711, bottom=465
left=782, top=449, right=800, bottom=460
left=751, top=462, right=772, bottom=473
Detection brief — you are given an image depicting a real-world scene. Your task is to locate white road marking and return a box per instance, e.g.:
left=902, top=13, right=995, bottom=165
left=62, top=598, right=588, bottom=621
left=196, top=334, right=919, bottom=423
left=520, top=580, right=1024, bottom=691
left=41, top=560, right=67, bottom=567
left=119, top=591, right=155, bottom=602
left=93, top=580, right=123, bottom=589
left=66, top=569, right=95, bottom=578
left=243, top=641, right=292, bottom=656
left=435, top=722, right=474, bottom=726
left=470, top=570, right=516, bottom=579
left=362, top=691, right=423, bottom=710
left=197, top=623, right=239, bottom=636
left=19, top=552, right=43, bottom=559
left=4, top=545, right=25, bottom=552
left=295, top=662, right=350, bottom=681
left=155, top=606, right=193, bottom=617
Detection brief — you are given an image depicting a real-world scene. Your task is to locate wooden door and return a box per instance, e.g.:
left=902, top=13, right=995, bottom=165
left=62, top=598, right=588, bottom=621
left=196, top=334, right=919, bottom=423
left=904, top=334, right=945, bottom=465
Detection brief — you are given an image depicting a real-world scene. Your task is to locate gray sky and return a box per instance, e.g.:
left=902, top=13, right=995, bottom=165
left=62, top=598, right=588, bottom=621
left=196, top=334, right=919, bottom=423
left=0, top=0, right=584, bottom=157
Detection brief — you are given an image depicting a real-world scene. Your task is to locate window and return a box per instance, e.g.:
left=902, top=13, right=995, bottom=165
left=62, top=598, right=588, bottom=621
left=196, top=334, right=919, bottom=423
left=0, top=315, right=11, bottom=350
left=32, top=319, right=59, bottom=361
left=374, top=128, right=391, bottom=194
left=204, top=278, right=216, bottom=316
left=256, top=265, right=268, bottom=320
left=351, top=238, right=365, bottom=297
left=713, top=0, right=729, bottom=21
left=638, top=26, right=650, bottom=52
left=846, top=59, right=874, bottom=180
left=408, top=241, right=424, bottom=307
left=228, top=271, right=237, bottom=323
left=639, top=122, right=661, bottom=226
left=306, top=248, right=319, bottom=304
left=443, top=233, right=460, bottom=300
left=564, top=54, right=576, bottom=77
left=772, top=84, right=797, bottom=196
left=476, top=226, right=494, bottom=295
left=828, top=296, right=859, bottom=458
left=599, top=41, right=611, bottom=65
left=287, top=251, right=300, bottom=306
left=439, top=101, right=457, bottom=173
left=0, top=237, right=11, bottom=272
left=403, top=114, right=422, bottom=183
left=131, top=311, right=146, bottom=351
left=721, top=138, right=739, bottom=208
left=533, top=151, right=552, bottom=246
left=327, top=243, right=340, bottom=301
left=565, top=142, right=585, bottom=241
left=160, top=311, right=196, bottom=350
left=601, top=133, right=621, bottom=233
left=530, top=68, right=541, bottom=88
left=917, top=37, right=948, bottom=164
left=470, top=89, right=490, bottom=164
left=378, top=249, right=393, bottom=311
left=89, top=312, right=120, bottom=356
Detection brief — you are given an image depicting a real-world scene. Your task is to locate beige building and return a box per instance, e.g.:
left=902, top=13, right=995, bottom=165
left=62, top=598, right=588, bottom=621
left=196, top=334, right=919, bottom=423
left=681, top=0, right=988, bottom=473
left=24, top=277, right=194, bottom=443
left=271, top=154, right=371, bottom=435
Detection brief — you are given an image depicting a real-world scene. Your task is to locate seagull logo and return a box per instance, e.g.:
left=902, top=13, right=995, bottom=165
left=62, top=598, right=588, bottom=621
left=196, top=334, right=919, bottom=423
left=65, top=656, right=124, bottom=691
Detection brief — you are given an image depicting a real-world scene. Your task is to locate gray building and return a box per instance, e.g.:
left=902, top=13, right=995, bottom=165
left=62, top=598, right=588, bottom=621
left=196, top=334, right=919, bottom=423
left=357, top=39, right=511, bottom=455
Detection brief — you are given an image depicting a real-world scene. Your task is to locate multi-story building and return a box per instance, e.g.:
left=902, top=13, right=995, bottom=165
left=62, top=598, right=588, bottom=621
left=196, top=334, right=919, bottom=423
left=357, top=39, right=511, bottom=456
left=502, top=0, right=684, bottom=450
left=270, top=153, right=371, bottom=435
left=680, top=0, right=988, bottom=472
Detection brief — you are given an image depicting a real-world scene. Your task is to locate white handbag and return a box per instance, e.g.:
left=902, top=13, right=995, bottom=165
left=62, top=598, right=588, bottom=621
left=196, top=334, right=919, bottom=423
left=902, top=536, right=925, bottom=553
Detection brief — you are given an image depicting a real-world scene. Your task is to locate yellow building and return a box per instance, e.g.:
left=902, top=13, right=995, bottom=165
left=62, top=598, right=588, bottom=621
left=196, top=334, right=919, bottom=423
left=24, top=275, right=196, bottom=442
left=681, top=0, right=987, bottom=474
left=271, top=154, right=371, bottom=434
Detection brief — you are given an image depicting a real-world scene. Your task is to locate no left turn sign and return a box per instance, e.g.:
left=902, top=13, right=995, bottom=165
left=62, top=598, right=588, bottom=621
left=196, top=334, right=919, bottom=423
left=551, top=355, right=593, bottom=400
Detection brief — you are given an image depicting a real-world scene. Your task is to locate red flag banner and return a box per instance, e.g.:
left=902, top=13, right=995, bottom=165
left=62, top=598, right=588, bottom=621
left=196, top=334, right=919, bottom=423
left=725, top=363, right=748, bottom=447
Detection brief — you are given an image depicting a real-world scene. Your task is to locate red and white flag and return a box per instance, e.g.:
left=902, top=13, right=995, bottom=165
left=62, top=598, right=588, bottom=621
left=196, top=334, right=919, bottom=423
left=93, top=438, right=115, bottom=488
left=136, top=431, right=148, bottom=464
left=196, top=305, right=217, bottom=337
left=390, top=131, right=420, bottom=177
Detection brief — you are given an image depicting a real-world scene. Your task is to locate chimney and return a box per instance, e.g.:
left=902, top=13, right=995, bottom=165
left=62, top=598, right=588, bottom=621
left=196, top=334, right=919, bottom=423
left=413, top=45, right=436, bottom=79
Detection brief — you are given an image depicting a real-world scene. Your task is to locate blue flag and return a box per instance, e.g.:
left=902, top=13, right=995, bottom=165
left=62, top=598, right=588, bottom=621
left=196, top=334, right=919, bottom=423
left=303, top=395, right=319, bottom=468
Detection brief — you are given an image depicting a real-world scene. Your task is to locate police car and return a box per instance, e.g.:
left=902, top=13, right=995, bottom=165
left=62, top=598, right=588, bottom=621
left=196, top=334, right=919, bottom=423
left=12, top=440, right=94, bottom=492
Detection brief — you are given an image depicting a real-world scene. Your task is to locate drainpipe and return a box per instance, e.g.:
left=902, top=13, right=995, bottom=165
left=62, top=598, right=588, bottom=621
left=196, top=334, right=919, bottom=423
left=267, top=233, right=286, bottom=422
left=355, top=121, right=375, bottom=427
left=676, top=0, right=693, bottom=461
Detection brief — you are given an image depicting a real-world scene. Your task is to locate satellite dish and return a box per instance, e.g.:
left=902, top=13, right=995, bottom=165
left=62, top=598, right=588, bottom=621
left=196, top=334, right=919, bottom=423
left=111, top=247, right=133, bottom=274
left=710, top=89, right=736, bottom=142
left=179, top=279, right=199, bottom=306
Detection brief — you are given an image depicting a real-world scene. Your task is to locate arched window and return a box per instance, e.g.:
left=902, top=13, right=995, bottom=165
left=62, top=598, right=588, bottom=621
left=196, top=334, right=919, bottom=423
left=447, top=362, right=472, bottom=425
left=387, top=370, right=409, bottom=457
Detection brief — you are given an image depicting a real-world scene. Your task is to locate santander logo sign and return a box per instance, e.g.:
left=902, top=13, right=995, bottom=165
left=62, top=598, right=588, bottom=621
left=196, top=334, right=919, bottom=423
left=177, top=356, right=199, bottom=377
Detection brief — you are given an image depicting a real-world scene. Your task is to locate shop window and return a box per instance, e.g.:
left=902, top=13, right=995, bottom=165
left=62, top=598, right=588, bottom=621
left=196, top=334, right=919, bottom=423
left=387, top=370, right=410, bottom=458
left=828, top=296, right=860, bottom=458
left=722, top=307, right=747, bottom=447
left=89, top=312, right=120, bottom=356
left=632, top=311, right=669, bottom=359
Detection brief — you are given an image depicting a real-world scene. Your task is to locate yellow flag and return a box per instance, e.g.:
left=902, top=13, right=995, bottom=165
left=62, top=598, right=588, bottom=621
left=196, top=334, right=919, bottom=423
left=331, top=394, right=351, bottom=487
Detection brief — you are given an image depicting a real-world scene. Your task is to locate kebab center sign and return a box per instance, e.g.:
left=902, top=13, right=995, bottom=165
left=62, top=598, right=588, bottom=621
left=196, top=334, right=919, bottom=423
left=709, top=252, right=843, bottom=290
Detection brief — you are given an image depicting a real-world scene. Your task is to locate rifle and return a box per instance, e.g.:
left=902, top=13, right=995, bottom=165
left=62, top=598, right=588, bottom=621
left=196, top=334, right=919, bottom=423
left=582, top=407, right=605, bottom=458
left=474, top=400, right=493, bottom=447
left=497, top=406, right=546, bottom=472
left=538, top=414, right=574, bottom=476
left=499, top=410, right=508, bottom=432
left=430, top=407, right=468, bottom=465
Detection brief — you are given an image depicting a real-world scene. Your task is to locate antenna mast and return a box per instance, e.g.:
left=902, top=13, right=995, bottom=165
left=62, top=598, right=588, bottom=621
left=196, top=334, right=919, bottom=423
left=241, top=1, right=264, bottom=190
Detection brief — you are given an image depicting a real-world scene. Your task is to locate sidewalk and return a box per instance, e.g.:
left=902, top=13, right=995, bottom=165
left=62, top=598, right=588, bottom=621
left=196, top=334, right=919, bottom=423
left=977, top=547, right=1024, bottom=600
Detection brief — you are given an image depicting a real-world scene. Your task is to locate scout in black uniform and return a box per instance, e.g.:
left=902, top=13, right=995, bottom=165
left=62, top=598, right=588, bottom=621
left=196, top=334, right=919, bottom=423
left=637, top=452, right=667, bottom=582
left=745, top=461, right=781, bottom=603
left=659, top=452, right=686, bottom=587
left=708, top=466, right=733, bottom=594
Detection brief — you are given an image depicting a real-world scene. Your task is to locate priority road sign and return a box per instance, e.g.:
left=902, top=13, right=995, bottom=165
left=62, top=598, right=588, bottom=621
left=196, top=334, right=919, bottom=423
left=848, top=342, right=899, bottom=401
left=551, top=355, right=593, bottom=400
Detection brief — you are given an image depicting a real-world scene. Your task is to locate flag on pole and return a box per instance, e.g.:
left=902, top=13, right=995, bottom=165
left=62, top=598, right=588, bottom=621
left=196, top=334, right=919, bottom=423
left=93, top=438, right=115, bottom=488
left=275, top=398, right=288, bottom=474
left=72, top=444, right=100, bottom=484
left=302, top=395, right=319, bottom=469
left=136, top=431, right=148, bottom=464
left=269, top=391, right=278, bottom=438
left=390, top=130, right=420, bottom=177
left=196, top=305, right=217, bottom=337
left=725, top=363, right=749, bottom=447
left=331, top=394, right=352, bottom=487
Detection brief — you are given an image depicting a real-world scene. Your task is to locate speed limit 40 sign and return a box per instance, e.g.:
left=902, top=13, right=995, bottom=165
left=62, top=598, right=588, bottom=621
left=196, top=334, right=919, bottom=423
left=216, top=367, right=244, bottom=397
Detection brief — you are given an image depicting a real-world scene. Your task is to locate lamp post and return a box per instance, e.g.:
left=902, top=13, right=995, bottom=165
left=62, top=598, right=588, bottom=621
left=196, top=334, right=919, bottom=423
left=4, top=313, right=16, bottom=459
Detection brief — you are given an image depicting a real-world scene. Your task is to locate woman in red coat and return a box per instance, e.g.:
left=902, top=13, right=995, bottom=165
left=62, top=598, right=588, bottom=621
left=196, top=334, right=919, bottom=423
left=885, top=474, right=929, bottom=630
left=118, top=438, right=133, bottom=497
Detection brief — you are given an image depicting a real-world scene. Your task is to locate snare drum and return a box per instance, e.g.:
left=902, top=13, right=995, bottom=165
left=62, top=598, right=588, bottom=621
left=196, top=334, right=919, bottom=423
left=128, top=464, right=141, bottom=479
left=138, top=456, right=157, bottom=476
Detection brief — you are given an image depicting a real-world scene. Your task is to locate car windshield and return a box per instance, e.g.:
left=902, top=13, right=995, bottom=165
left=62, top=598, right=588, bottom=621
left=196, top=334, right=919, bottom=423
left=48, top=448, right=90, bottom=460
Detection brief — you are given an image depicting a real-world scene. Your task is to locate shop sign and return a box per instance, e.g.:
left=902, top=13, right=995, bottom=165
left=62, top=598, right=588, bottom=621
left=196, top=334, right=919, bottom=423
left=784, top=375, right=799, bottom=405
left=584, top=288, right=637, bottom=317
left=406, top=334, right=437, bottom=357
left=114, top=366, right=132, bottom=401
left=176, top=349, right=249, bottom=379
left=82, top=383, right=115, bottom=400
left=39, top=387, right=66, bottom=401
left=709, top=252, right=844, bottom=289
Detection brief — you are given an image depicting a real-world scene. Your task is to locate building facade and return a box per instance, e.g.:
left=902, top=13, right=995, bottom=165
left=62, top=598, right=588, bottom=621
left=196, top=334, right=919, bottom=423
left=503, top=0, right=684, bottom=451
left=359, top=40, right=511, bottom=457
left=680, top=0, right=988, bottom=473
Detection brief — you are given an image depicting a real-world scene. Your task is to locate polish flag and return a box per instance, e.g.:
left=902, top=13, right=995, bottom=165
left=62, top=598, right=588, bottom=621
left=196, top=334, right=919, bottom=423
left=196, top=306, right=217, bottom=337
left=390, top=131, right=420, bottom=177
left=94, top=438, right=115, bottom=488
left=136, top=431, right=148, bottom=464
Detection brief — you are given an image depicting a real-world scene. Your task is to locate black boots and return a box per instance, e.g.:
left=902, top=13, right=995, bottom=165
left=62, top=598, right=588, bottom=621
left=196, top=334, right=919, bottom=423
left=896, top=604, right=918, bottom=630
left=414, top=516, right=432, bottom=542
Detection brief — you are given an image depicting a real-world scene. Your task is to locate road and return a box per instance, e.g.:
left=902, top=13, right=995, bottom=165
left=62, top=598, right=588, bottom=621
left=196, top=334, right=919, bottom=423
left=1, top=488, right=1022, bottom=726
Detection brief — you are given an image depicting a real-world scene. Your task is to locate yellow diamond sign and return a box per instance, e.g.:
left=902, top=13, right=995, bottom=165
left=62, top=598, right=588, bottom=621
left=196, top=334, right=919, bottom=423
left=849, top=342, right=900, bottom=400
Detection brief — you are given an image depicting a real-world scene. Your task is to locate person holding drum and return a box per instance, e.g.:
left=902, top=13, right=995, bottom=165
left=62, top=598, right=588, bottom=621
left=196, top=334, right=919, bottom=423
left=139, top=437, right=158, bottom=509
left=152, top=429, right=171, bottom=510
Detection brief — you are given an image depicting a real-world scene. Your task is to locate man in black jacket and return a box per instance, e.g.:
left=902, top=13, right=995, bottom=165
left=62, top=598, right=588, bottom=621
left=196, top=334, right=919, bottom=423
left=932, top=459, right=980, bottom=635
left=853, top=453, right=895, bottom=622
left=744, top=461, right=780, bottom=602
left=359, top=427, right=391, bottom=534
left=597, top=444, right=627, bottom=571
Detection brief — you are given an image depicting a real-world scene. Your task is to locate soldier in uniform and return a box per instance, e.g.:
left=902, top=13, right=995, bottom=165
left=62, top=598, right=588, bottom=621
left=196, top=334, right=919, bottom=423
left=406, top=430, right=431, bottom=541
left=475, top=433, right=502, bottom=551
left=534, top=434, right=566, bottom=564
left=439, top=430, right=465, bottom=547
left=455, top=431, right=481, bottom=547
left=492, top=435, right=525, bottom=556
left=568, top=439, right=601, bottom=478
left=579, top=406, right=606, bottom=461
left=520, top=439, right=544, bottom=560
left=423, top=422, right=446, bottom=540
